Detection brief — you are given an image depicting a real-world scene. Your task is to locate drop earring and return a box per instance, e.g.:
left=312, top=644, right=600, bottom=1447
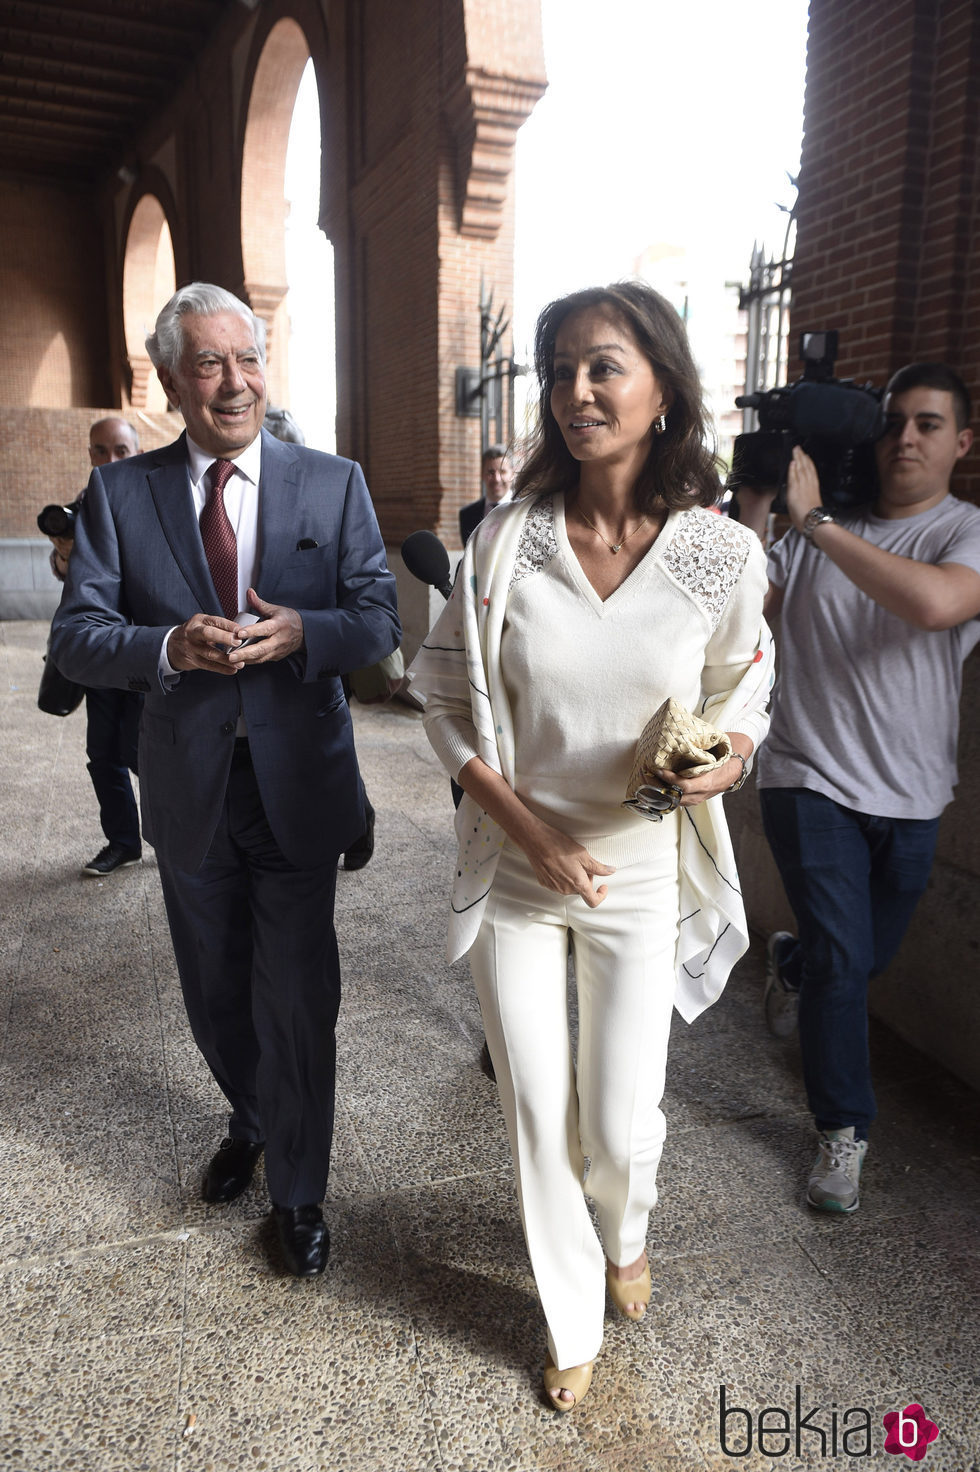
left=654, top=414, right=667, bottom=434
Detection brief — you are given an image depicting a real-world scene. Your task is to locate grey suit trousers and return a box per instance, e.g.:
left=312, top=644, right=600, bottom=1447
left=158, top=744, right=340, bottom=1207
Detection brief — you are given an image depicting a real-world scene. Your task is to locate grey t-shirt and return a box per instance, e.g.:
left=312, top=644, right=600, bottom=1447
left=756, top=495, right=980, bottom=819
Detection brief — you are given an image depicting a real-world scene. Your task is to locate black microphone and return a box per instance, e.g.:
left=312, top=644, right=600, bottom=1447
left=401, top=530, right=453, bottom=600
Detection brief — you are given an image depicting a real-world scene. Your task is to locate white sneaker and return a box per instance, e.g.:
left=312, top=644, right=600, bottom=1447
left=807, top=1128, right=868, bottom=1213
left=763, top=930, right=799, bottom=1038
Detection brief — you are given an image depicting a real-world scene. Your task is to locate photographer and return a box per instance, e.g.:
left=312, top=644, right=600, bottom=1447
left=740, top=363, right=980, bottom=1214
left=44, top=417, right=144, bottom=876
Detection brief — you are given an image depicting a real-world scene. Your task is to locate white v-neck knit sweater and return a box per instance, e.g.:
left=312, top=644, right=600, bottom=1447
left=424, top=495, right=771, bottom=868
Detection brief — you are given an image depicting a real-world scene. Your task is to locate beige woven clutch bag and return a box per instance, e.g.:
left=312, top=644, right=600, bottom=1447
left=625, top=698, right=733, bottom=804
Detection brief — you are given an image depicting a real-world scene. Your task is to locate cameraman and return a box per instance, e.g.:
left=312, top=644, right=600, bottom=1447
left=47, top=417, right=144, bottom=876
left=740, top=363, right=980, bottom=1214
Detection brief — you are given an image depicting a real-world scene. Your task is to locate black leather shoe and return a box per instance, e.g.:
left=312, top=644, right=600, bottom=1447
left=272, top=1204, right=330, bottom=1277
left=202, top=1138, right=264, bottom=1203
left=81, top=843, right=142, bottom=876
left=343, top=800, right=375, bottom=870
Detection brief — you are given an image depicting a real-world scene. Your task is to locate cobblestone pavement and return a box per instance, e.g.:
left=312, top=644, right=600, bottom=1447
left=1, top=620, right=976, bottom=1472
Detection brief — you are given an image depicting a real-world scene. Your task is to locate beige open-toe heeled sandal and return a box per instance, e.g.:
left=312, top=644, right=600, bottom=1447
left=606, top=1258, right=651, bottom=1321
left=543, top=1353, right=594, bottom=1412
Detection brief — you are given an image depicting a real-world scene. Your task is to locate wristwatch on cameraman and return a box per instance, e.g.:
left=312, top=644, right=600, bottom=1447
left=801, top=505, right=837, bottom=541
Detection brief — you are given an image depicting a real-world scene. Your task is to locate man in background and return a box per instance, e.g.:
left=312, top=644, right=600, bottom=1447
left=47, top=416, right=144, bottom=876
left=458, top=445, right=514, bottom=545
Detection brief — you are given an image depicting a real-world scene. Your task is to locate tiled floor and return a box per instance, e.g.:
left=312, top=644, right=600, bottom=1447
left=1, top=620, right=977, bottom=1471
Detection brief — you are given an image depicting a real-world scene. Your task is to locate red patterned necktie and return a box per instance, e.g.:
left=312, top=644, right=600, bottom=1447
left=200, top=458, right=238, bottom=619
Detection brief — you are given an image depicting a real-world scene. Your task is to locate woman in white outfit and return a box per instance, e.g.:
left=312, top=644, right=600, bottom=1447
left=410, top=283, right=772, bottom=1411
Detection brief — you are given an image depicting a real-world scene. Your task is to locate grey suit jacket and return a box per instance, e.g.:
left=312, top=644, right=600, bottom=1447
left=51, top=430, right=400, bottom=872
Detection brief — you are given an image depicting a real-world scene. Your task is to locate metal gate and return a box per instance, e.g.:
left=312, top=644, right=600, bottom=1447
left=738, top=200, right=796, bottom=429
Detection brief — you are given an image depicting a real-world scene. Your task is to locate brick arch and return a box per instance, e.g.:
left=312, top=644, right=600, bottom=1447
left=241, top=16, right=313, bottom=407
left=122, top=193, right=176, bottom=412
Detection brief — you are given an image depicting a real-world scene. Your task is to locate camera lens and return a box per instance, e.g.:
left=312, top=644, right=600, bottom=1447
left=37, top=504, right=75, bottom=537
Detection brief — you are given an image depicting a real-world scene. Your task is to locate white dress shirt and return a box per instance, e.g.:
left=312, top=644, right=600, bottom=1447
left=159, top=433, right=264, bottom=684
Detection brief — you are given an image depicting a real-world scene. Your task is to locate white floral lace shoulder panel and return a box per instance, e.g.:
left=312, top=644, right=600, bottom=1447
left=510, top=496, right=558, bottom=589
left=662, top=507, right=753, bottom=629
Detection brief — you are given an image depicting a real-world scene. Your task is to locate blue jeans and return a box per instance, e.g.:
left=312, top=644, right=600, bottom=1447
left=759, top=787, right=939, bottom=1136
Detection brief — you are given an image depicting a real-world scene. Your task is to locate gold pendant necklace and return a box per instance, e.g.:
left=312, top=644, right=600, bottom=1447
left=577, top=506, right=649, bottom=554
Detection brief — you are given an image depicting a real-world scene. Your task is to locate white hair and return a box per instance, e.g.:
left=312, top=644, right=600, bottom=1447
left=145, top=282, right=267, bottom=374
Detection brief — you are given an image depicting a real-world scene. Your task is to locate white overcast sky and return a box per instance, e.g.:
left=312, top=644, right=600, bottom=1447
left=285, top=0, right=809, bottom=451
left=513, top=0, right=808, bottom=354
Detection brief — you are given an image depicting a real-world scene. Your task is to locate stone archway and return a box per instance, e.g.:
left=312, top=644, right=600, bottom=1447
left=241, top=16, right=313, bottom=408
left=122, top=194, right=176, bottom=412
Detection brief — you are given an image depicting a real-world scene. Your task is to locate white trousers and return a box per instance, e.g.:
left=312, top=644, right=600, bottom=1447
left=469, top=830, right=680, bottom=1371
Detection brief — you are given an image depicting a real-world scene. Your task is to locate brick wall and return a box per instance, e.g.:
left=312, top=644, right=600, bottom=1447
left=0, top=180, right=113, bottom=411
left=0, top=0, right=545, bottom=565
left=791, top=0, right=980, bottom=502
left=0, top=410, right=178, bottom=539
left=338, top=0, right=544, bottom=549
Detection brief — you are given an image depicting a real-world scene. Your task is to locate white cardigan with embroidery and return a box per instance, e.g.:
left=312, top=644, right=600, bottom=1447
left=409, top=495, right=774, bottom=1023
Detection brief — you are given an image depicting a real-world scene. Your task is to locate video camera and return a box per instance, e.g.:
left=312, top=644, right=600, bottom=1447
left=728, top=332, right=884, bottom=512
left=37, top=497, right=83, bottom=539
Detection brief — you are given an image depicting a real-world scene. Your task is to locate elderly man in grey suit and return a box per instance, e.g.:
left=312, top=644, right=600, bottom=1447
left=51, top=283, right=400, bottom=1276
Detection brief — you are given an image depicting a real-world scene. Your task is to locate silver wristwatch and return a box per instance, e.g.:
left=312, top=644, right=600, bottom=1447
left=801, top=505, right=836, bottom=541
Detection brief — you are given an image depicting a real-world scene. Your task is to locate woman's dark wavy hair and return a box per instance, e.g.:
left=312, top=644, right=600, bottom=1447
left=514, top=281, right=722, bottom=512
